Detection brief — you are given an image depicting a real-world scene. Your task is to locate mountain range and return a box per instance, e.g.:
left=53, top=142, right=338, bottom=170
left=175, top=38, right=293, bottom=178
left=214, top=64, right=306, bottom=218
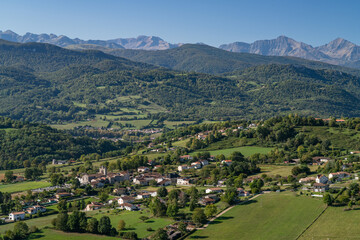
left=0, top=30, right=182, bottom=50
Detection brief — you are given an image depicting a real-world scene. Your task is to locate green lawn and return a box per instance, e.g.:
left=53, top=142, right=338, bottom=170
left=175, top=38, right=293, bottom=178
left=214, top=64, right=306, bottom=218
left=29, top=228, right=118, bottom=240
left=164, top=121, right=196, bottom=129
left=88, top=209, right=172, bottom=238
left=193, top=146, right=274, bottom=158
left=189, top=192, right=326, bottom=240
left=299, top=206, right=360, bottom=240
left=0, top=214, right=57, bottom=233
left=0, top=181, right=51, bottom=193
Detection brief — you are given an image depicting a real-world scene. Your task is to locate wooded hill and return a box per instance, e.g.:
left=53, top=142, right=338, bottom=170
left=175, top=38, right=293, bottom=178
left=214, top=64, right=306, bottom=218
left=1, top=40, right=360, bottom=123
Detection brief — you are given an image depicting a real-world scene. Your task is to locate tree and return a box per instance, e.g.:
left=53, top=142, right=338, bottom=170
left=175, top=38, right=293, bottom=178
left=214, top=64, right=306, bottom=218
left=98, top=216, right=112, bottom=235
left=139, top=216, right=149, bottom=222
left=117, top=219, right=126, bottom=231
left=204, top=204, right=217, bottom=218
left=189, top=199, right=197, bottom=211
left=222, top=187, right=238, bottom=204
left=230, top=151, right=245, bottom=162
left=323, top=193, right=334, bottom=206
left=166, top=200, right=178, bottom=217
left=5, top=171, right=13, bottom=183
left=192, top=208, right=207, bottom=225
left=152, top=228, right=168, bottom=240
left=87, top=218, right=99, bottom=234
left=149, top=198, right=167, bottom=217
left=99, top=191, right=109, bottom=203
left=13, top=221, right=29, bottom=239
left=157, top=186, right=168, bottom=198
left=178, top=222, right=187, bottom=234
left=55, top=212, right=69, bottom=231
left=168, top=189, right=180, bottom=201
left=57, top=199, right=68, bottom=212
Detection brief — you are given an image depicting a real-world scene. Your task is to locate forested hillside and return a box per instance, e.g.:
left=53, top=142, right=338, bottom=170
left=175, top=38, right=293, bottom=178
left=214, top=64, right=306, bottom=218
left=1, top=40, right=360, bottom=123
left=0, top=117, right=126, bottom=169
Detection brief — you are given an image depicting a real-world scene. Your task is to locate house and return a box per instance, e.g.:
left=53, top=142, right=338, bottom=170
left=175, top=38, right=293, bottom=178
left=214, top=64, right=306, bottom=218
left=299, top=177, right=316, bottom=184
left=178, top=165, right=188, bottom=172
left=85, top=203, right=102, bottom=211
left=26, top=205, right=46, bottom=215
left=221, top=160, right=232, bottom=166
left=136, top=193, right=151, bottom=200
left=177, top=178, right=192, bottom=185
left=313, top=183, right=329, bottom=192
left=217, top=179, right=227, bottom=187
left=205, top=188, right=224, bottom=194
left=119, top=203, right=138, bottom=211
left=154, top=165, right=162, bottom=170
left=137, top=166, right=150, bottom=173
left=52, top=159, right=67, bottom=165
left=200, top=160, right=209, bottom=166
left=237, top=188, right=251, bottom=197
left=329, top=172, right=351, bottom=180
left=118, top=196, right=135, bottom=205
left=199, top=197, right=217, bottom=205
left=191, top=162, right=202, bottom=169
left=148, top=191, right=157, bottom=197
left=55, top=192, right=72, bottom=199
left=9, top=212, right=26, bottom=221
left=108, top=198, right=119, bottom=204
left=312, top=156, right=331, bottom=165
left=133, top=177, right=149, bottom=186
left=158, top=178, right=172, bottom=186
left=315, top=175, right=328, bottom=184
left=14, top=175, right=25, bottom=182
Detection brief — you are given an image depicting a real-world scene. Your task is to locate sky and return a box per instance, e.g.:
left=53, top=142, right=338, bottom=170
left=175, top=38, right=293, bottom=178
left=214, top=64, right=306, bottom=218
left=0, top=0, right=359, bottom=47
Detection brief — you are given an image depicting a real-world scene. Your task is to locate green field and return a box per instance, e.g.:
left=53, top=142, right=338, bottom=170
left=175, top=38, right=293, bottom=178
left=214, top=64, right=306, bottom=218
left=255, top=164, right=318, bottom=177
left=30, top=228, right=118, bottom=240
left=193, top=146, right=274, bottom=158
left=163, top=120, right=196, bottom=129
left=0, top=181, right=51, bottom=193
left=189, top=193, right=326, bottom=240
left=88, top=209, right=172, bottom=238
left=0, top=214, right=56, bottom=233
left=299, top=207, right=360, bottom=240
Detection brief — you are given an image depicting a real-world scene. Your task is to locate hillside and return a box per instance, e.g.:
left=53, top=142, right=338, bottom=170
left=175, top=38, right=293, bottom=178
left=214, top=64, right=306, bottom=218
left=1, top=40, right=360, bottom=123
left=93, top=44, right=360, bottom=76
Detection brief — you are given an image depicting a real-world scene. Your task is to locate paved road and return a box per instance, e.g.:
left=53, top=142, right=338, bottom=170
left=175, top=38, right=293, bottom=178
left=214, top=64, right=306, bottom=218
left=198, top=194, right=262, bottom=229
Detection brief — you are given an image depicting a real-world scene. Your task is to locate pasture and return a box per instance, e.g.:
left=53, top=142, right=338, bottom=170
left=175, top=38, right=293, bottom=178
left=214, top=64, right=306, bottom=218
left=0, top=181, right=51, bottom=193
left=188, top=192, right=326, bottom=240
left=193, top=146, right=274, bottom=157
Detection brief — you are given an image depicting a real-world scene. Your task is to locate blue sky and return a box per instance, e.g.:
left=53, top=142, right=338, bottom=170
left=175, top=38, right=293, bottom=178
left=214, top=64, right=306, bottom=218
left=0, top=0, right=359, bottom=46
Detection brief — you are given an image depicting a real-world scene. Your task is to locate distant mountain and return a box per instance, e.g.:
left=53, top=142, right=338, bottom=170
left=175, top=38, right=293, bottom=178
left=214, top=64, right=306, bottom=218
left=219, top=36, right=360, bottom=69
left=95, top=44, right=360, bottom=76
left=0, top=30, right=181, bottom=50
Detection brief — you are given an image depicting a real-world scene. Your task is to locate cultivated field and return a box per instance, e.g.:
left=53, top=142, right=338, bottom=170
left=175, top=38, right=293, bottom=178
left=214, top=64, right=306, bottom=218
left=188, top=192, right=326, bottom=240
left=193, top=146, right=274, bottom=157
left=0, top=181, right=51, bottom=193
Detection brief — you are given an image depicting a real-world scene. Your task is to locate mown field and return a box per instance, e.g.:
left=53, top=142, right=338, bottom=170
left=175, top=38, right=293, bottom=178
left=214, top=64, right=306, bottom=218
left=88, top=209, right=172, bottom=239
left=0, top=181, right=51, bottom=193
left=255, top=164, right=318, bottom=177
left=29, top=228, right=118, bottom=240
left=193, top=146, right=274, bottom=158
left=188, top=192, right=326, bottom=240
left=299, top=206, right=360, bottom=240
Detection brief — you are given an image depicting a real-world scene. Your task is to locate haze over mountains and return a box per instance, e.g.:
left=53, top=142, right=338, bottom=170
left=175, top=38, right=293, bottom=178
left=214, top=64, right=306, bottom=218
left=1, top=30, right=360, bottom=69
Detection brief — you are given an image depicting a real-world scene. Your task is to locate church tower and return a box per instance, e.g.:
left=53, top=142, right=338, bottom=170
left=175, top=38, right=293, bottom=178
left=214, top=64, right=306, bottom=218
left=99, top=165, right=107, bottom=176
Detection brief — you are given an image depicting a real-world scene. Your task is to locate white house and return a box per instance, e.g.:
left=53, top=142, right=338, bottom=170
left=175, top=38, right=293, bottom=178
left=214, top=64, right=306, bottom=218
left=299, top=177, right=316, bottom=184
left=313, top=183, right=329, bottom=192
left=315, top=175, right=328, bottom=184
left=221, top=160, right=233, bottom=166
left=205, top=188, right=224, bottom=194
left=200, top=160, right=209, bottom=166
left=178, top=165, right=188, bottom=172
left=137, top=166, right=150, bottom=173
left=9, top=212, right=26, bottom=221
left=177, top=178, right=192, bottom=185
left=118, top=196, right=135, bottom=205
left=119, top=203, right=138, bottom=211
left=85, top=203, right=102, bottom=211
left=136, top=193, right=151, bottom=200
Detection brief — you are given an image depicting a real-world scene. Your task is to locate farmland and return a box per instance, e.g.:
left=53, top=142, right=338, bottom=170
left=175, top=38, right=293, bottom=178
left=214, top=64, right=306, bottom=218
left=0, top=181, right=51, bottom=193
left=193, top=146, right=274, bottom=158
left=188, top=193, right=326, bottom=240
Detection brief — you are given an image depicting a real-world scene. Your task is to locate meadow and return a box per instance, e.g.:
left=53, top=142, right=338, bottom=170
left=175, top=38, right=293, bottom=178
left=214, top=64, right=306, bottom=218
left=188, top=192, right=326, bottom=240
left=193, top=146, right=274, bottom=158
left=0, top=181, right=51, bottom=193
left=255, top=164, right=318, bottom=177
left=299, top=206, right=360, bottom=240
left=29, top=229, right=118, bottom=240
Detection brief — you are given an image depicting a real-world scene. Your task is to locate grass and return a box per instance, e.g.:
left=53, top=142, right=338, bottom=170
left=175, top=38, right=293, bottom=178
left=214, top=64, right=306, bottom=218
left=29, top=228, right=118, bottom=240
left=88, top=209, right=172, bottom=238
left=0, top=214, right=57, bottom=233
left=255, top=164, right=318, bottom=177
left=193, top=146, right=274, bottom=158
left=299, top=206, right=360, bottom=240
left=172, top=139, right=190, bottom=148
left=0, top=181, right=51, bottom=193
left=163, top=121, right=196, bottom=129
left=188, top=192, right=326, bottom=240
